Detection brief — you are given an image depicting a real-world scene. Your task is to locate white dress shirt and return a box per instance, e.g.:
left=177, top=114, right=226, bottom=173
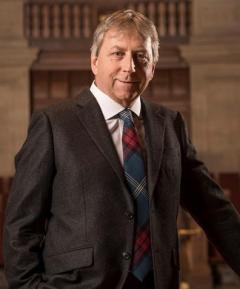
left=90, top=82, right=145, bottom=165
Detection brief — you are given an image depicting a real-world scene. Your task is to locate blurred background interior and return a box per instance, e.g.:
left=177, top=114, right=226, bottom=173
left=0, top=0, right=240, bottom=288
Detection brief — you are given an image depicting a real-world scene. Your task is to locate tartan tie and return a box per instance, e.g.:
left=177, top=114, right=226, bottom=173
left=119, top=109, right=152, bottom=282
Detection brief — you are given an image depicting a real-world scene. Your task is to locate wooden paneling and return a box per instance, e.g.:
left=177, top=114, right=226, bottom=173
left=31, top=67, right=190, bottom=126
left=31, top=70, right=93, bottom=111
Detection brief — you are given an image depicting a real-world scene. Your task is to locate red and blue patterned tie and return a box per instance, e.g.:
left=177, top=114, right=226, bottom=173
left=119, top=109, right=152, bottom=282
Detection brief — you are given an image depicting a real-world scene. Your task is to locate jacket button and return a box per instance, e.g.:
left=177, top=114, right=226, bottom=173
left=125, top=211, right=134, bottom=221
left=122, top=251, right=131, bottom=260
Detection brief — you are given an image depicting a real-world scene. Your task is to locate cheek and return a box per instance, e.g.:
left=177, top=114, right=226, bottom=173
left=145, top=68, right=154, bottom=82
left=139, top=70, right=151, bottom=84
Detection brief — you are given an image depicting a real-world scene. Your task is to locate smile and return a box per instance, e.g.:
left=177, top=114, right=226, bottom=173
left=117, top=80, right=139, bottom=84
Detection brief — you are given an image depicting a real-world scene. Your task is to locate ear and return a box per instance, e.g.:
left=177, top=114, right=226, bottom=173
left=91, top=55, right=98, bottom=76
left=150, top=64, right=156, bottom=80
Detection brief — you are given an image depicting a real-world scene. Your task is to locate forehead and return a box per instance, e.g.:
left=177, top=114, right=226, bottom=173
left=102, top=27, right=152, bottom=50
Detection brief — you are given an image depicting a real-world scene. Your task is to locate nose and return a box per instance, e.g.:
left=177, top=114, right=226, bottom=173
left=122, top=54, right=136, bottom=73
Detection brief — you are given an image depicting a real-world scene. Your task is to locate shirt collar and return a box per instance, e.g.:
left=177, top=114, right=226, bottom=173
left=90, top=82, right=141, bottom=120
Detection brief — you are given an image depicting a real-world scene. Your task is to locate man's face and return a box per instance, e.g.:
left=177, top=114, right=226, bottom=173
left=91, top=28, right=155, bottom=107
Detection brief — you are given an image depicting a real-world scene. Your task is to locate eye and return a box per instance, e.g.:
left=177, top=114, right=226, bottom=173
left=111, top=51, right=125, bottom=58
left=135, top=52, right=149, bottom=64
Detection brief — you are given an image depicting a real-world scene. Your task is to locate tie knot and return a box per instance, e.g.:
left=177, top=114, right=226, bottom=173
left=119, top=109, right=134, bottom=124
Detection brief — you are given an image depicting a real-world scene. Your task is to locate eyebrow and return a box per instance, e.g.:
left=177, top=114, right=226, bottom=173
left=110, top=45, right=148, bottom=53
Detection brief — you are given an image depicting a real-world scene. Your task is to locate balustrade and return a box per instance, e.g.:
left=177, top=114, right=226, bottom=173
left=24, top=0, right=191, bottom=47
left=24, top=1, right=95, bottom=42
left=126, top=0, right=191, bottom=39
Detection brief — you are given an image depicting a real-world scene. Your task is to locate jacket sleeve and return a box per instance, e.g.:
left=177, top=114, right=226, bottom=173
left=3, top=111, right=56, bottom=289
left=177, top=112, right=240, bottom=276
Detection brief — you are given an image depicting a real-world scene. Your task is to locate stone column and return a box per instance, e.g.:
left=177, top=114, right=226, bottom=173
left=0, top=0, right=38, bottom=176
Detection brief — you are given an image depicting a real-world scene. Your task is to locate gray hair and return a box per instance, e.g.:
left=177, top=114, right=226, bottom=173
left=91, top=9, right=159, bottom=64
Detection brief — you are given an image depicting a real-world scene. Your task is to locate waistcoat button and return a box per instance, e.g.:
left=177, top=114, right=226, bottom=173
left=122, top=251, right=131, bottom=260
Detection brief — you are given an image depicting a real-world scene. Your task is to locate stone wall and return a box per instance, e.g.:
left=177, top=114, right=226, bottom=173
left=0, top=0, right=37, bottom=176
left=181, top=0, right=240, bottom=172
left=180, top=0, right=240, bottom=284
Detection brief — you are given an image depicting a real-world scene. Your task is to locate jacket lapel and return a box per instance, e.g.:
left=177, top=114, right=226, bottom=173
left=74, top=89, right=165, bottom=197
left=74, top=89, right=126, bottom=185
left=142, top=99, right=166, bottom=198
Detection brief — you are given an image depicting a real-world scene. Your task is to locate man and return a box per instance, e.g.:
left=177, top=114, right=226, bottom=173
left=4, top=9, right=240, bottom=289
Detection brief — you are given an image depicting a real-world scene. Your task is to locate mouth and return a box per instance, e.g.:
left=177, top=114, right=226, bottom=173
left=117, top=80, right=139, bottom=84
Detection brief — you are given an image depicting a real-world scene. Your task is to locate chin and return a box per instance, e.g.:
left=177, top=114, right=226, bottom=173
left=121, top=91, right=138, bottom=98
left=119, top=94, right=137, bottom=101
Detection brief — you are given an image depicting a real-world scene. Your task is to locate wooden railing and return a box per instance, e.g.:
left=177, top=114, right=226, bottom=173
left=24, top=0, right=191, bottom=48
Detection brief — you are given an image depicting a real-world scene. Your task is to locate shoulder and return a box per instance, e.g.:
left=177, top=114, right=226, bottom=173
left=142, top=98, right=187, bottom=140
left=142, top=97, right=180, bottom=122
